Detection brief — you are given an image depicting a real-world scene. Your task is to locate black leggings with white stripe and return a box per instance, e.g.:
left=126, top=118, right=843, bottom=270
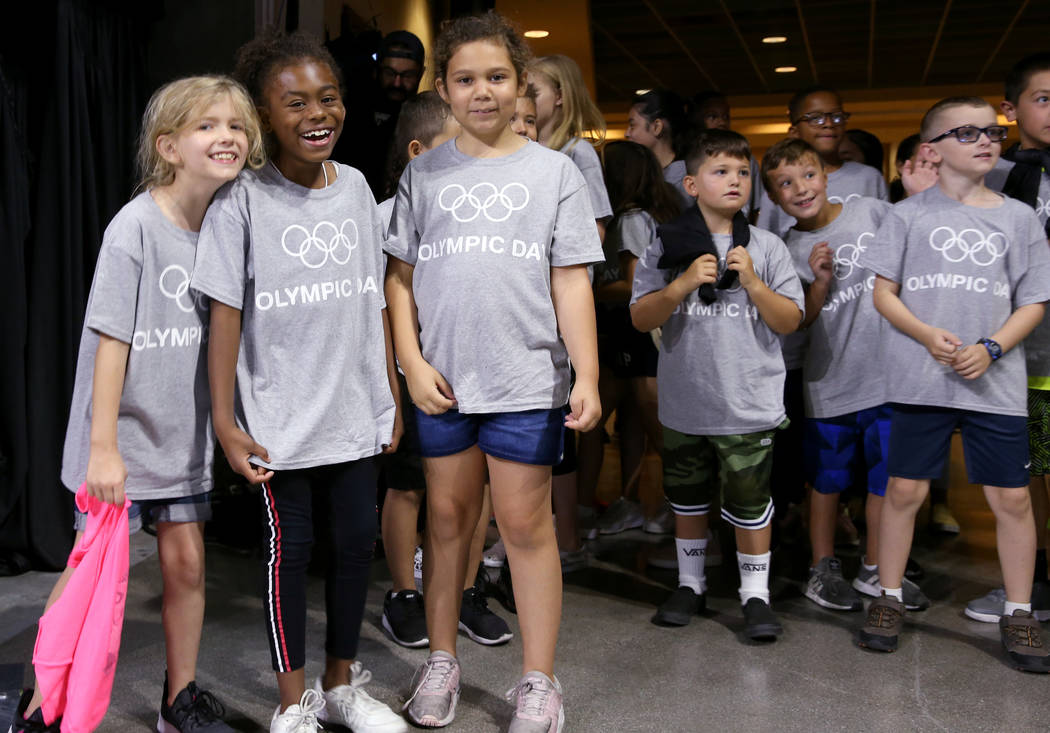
left=260, top=458, right=378, bottom=672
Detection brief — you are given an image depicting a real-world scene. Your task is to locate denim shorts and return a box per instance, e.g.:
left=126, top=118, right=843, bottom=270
left=73, top=491, right=212, bottom=533
left=887, top=405, right=1029, bottom=489
left=805, top=405, right=892, bottom=497
left=414, top=406, right=567, bottom=466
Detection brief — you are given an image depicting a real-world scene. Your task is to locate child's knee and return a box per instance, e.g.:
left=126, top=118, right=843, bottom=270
left=160, top=540, right=206, bottom=590
left=886, top=478, right=928, bottom=509
left=989, top=485, right=1033, bottom=520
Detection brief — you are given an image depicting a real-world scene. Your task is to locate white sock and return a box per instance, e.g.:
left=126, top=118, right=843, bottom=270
left=882, top=586, right=903, bottom=602
left=1004, top=600, right=1032, bottom=615
left=737, top=551, right=771, bottom=604
left=676, top=537, right=708, bottom=594
left=862, top=556, right=877, bottom=572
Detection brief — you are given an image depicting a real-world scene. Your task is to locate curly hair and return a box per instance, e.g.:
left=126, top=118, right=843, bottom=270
left=233, top=27, right=343, bottom=106
left=433, top=11, right=532, bottom=85
left=135, top=75, right=265, bottom=194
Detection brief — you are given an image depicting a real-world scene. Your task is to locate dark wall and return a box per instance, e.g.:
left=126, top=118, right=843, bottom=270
left=146, top=0, right=256, bottom=89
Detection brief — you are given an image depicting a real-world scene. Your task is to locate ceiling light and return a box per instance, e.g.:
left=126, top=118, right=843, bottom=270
left=524, top=30, right=549, bottom=38
left=636, top=88, right=651, bottom=95
left=775, top=66, right=798, bottom=73
left=762, top=36, right=787, bottom=44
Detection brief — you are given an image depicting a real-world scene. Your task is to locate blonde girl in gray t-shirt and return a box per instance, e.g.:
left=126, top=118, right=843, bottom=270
left=385, top=12, right=603, bottom=732
left=12, top=77, right=264, bottom=733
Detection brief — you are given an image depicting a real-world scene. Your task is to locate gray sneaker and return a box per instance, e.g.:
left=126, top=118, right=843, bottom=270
left=505, top=671, right=564, bottom=733
left=596, top=498, right=644, bottom=535
left=852, top=564, right=929, bottom=611
left=967, top=582, right=1050, bottom=623
left=805, top=557, right=862, bottom=611
left=403, top=652, right=460, bottom=728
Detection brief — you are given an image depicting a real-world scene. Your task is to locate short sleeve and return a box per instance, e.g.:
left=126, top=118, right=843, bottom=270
left=86, top=235, right=143, bottom=344
left=569, top=140, right=613, bottom=220
left=875, top=172, right=889, bottom=201
left=191, top=182, right=250, bottom=309
left=630, top=235, right=672, bottom=303
left=550, top=164, right=603, bottom=267
left=383, top=167, right=419, bottom=265
left=763, top=234, right=805, bottom=311
left=367, top=197, right=388, bottom=309
left=617, top=211, right=655, bottom=260
left=860, top=205, right=908, bottom=283
left=1013, top=212, right=1050, bottom=308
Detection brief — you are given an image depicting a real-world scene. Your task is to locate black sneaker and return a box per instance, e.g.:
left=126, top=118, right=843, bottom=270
left=459, top=578, right=513, bottom=645
left=904, top=556, right=925, bottom=581
left=742, top=597, right=783, bottom=641
left=381, top=589, right=429, bottom=648
left=487, top=562, right=517, bottom=614
left=999, top=609, right=1050, bottom=673
left=651, top=586, right=705, bottom=627
left=9, top=690, right=60, bottom=733
left=857, top=594, right=904, bottom=652
left=158, top=675, right=233, bottom=733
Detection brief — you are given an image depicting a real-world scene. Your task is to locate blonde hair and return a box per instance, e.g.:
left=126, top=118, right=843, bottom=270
left=528, top=55, right=605, bottom=152
left=135, top=75, right=265, bottom=193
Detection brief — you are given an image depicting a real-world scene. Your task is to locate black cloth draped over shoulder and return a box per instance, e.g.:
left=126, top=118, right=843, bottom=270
left=656, top=206, right=751, bottom=304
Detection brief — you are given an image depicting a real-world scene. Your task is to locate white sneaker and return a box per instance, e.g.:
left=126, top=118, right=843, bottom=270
left=314, top=664, right=407, bottom=733
left=643, top=504, right=675, bottom=535
left=270, top=689, right=325, bottom=733
left=413, top=546, right=424, bottom=592
left=483, top=538, right=507, bottom=568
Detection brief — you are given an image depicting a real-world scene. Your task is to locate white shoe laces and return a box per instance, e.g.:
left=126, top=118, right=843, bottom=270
left=404, top=655, right=456, bottom=711
left=281, top=689, right=325, bottom=732
left=505, top=677, right=551, bottom=718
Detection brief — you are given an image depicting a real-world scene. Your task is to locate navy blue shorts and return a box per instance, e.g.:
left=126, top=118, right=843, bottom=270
left=805, top=406, right=891, bottom=497
left=887, top=405, right=1029, bottom=488
left=415, top=406, right=567, bottom=466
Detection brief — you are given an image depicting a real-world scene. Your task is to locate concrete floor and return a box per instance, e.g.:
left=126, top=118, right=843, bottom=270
left=3, top=441, right=1050, bottom=731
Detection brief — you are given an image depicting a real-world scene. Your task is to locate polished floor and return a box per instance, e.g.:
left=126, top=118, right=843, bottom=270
left=2, top=436, right=1049, bottom=732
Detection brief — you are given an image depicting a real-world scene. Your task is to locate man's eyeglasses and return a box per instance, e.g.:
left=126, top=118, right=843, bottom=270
left=794, top=111, right=850, bottom=127
left=380, top=66, right=421, bottom=84
left=927, top=125, right=1009, bottom=144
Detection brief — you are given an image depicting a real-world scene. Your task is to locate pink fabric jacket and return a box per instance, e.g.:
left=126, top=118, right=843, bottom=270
left=33, top=484, right=130, bottom=732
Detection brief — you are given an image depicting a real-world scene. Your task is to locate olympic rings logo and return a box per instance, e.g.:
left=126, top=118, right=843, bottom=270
left=833, top=232, right=873, bottom=280
left=1036, top=197, right=1050, bottom=220
left=158, top=264, right=203, bottom=313
left=437, top=183, right=529, bottom=223
left=281, top=219, right=358, bottom=269
left=827, top=193, right=861, bottom=205
left=928, top=226, right=1009, bottom=267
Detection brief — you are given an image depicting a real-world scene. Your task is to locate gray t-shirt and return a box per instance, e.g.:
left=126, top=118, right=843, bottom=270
left=378, top=196, right=395, bottom=236
left=561, top=137, right=613, bottom=220
left=757, top=160, right=889, bottom=237
left=385, top=138, right=604, bottom=413
left=986, top=157, right=1050, bottom=381
left=785, top=197, right=892, bottom=418
left=631, top=225, right=804, bottom=435
left=191, top=163, right=394, bottom=470
left=860, top=185, right=1050, bottom=417
left=597, top=209, right=656, bottom=286
left=61, top=193, right=213, bottom=499
left=664, top=159, right=693, bottom=211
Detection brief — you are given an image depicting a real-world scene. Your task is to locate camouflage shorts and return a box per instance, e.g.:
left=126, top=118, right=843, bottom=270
left=1029, top=389, right=1050, bottom=476
left=661, top=423, right=783, bottom=529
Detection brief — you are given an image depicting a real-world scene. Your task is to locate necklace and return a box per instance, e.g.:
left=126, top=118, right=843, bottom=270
left=270, top=160, right=329, bottom=188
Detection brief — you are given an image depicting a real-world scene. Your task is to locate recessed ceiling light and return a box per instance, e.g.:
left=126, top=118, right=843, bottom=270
left=775, top=66, right=798, bottom=73
left=762, top=36, right=787, bottom=44
left=636, top=88, right=651, bottom=95
left=524, top=30, right=549, bottom=38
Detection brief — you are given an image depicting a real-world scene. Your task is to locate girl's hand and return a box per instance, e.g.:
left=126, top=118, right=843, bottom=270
left=726, top=246, right=758, bottom=289
left=952, top=344, right=992, bottom=380
left=923, top=326, right=963, bottom=366
left=565, top=380, right=601, bottom=433
left=383, top=408, right=404, bottom=454
left=217, top=426, right=275, bottom=484
left=808, top=242, right=834, bottom=284
left=405, top=361, right=456, bottom=415
left=85, top=445, right=128, bottom=505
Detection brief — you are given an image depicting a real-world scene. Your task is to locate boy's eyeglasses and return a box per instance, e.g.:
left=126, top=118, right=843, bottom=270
left=794, top=111, right=850, bottom=127
left=927, top=125, right=1009, bottom=144
left=380, top=66, right=421, bottom=84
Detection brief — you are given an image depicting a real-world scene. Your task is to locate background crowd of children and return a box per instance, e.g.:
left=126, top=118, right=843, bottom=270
left=11, top=10, right=1050, bottom=733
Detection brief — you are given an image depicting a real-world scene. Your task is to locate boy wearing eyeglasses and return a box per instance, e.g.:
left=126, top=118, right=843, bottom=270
left=970, top=53, right=1050, bottom=626
left=855, top=96, right=1050, bottom=672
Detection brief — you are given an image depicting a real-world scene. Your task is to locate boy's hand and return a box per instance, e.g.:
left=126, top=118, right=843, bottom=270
left=405, top=361, right=456, bottom=415
left=726, top=246, right=758, bottom=289
left=952, top=344, right=992, bottom=380
left=217, top=426, right=275, bottom=484
left=683, top=254, right=718, bottom=290
left=86, top=445, right=127, bottom=505
left=923, top=327, right=963, bottom=365
left=808, top=242, right=834, bottom=285
left=900, top=158, right=939, bottom=198
left=383, top=409, right=404, bottom=454
left=566, top=379, right=601, bottom=433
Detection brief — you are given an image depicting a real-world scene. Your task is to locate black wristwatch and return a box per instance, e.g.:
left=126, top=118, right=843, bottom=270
left=978, top=338, right=1002, bottom=361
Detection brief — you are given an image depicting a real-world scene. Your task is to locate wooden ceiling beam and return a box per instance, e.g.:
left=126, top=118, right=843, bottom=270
left=717, top=0, right=769, bottom=92
left=921, top=0, right=953, bottom=86
left=794, top=0, right=819, bottom=84
left=976, top=0, right=1030, bottom=83
left=593, top=21, right=666, bottom=89
left=596, top=71, right=630, bottom=101
left=641, top=0, right=719, bottom=90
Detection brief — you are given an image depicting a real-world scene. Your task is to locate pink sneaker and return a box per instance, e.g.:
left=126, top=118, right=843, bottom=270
left=403, top=651, right=460, bottom=727
left=505, top=671, right=564, bottom=733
